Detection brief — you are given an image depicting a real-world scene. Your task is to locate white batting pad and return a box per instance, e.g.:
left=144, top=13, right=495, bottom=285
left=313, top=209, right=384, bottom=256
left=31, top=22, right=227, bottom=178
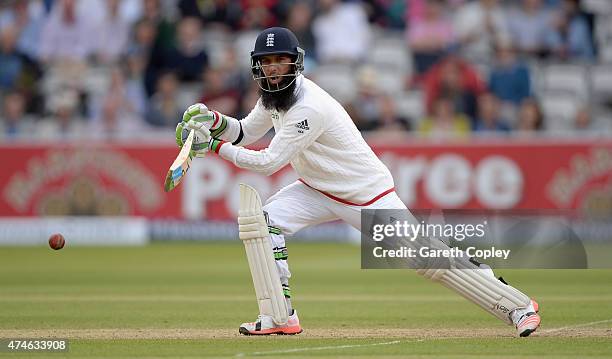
left=417, top=259, right=530, bottom=324
left=238, top=183, right=289, bottom=325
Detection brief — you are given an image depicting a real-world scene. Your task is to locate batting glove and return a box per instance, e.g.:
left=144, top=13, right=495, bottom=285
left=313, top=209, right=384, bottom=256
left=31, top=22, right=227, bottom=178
left=181, top=103, right=228, bottom=137
left=175, top=120, right=212, bottom=158
left=188, top=119, right=213, bottom=158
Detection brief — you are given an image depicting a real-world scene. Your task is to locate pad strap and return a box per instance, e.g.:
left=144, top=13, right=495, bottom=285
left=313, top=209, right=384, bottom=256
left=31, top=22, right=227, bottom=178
left=268, top=225, right=282, bottom=235
left=282, top=284, right=291, bottom=298
left=273, top=246, right=288, bottom=261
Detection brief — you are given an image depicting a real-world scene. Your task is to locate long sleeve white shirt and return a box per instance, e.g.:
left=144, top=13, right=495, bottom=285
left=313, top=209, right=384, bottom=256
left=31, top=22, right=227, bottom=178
left=215, top=75, right=395, bottom=205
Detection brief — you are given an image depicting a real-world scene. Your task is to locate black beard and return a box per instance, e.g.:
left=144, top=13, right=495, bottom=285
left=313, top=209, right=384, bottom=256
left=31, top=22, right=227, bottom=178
left=260, top=78, right=298, bottom=112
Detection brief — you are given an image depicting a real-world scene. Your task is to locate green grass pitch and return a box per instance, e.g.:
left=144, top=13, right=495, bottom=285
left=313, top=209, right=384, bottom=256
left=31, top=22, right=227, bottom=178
left=0, top=243, right=611, bottom=358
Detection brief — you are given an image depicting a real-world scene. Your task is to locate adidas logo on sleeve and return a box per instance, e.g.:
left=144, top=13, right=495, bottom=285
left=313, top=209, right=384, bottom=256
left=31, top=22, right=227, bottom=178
left=295, top=119, right=310, bottom=133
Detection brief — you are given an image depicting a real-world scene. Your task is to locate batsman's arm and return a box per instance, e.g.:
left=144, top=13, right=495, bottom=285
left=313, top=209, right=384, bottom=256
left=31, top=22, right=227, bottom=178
left=210, top=99, right=273, bottom=146
left=210, top=105, right=325, bottom=176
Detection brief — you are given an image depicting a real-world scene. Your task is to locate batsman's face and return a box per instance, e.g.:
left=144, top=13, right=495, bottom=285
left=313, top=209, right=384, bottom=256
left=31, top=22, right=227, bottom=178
left=260, top=55, right=293, bottom=85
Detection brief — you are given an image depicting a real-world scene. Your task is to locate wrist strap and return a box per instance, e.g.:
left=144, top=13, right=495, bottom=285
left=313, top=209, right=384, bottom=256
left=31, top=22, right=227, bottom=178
left=210, top=111, right=228, bottom=137
left=209, top=139, right=227, bottom=154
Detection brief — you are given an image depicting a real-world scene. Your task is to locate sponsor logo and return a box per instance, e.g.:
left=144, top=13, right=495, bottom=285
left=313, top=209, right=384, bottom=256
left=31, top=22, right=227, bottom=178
left=295, top=119, right=309, bottom=133
left=496, top=304, right=510, bottom=313
left=3, top=149, right=162, bottom=215
left=547, top=148, right=612, bottom=207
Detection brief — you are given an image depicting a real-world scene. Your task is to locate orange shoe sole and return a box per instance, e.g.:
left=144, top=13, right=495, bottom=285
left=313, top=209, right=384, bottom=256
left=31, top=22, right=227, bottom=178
left=518, top=314, right=541, bottom=337
left=239, top=326, right=303, bottom=336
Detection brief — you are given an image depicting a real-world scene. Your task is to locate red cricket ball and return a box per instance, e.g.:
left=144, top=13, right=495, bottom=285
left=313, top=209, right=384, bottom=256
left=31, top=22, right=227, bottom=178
left=48, top=233, right=65, bottom=250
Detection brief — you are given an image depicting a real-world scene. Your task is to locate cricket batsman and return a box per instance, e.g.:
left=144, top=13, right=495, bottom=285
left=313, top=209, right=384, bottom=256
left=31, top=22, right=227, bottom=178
left=175, top=27, right=541, bottom=337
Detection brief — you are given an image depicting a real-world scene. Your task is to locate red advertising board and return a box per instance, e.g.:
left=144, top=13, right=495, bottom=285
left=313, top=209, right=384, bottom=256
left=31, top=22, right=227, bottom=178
left=1, top=139, right=611, bottom=220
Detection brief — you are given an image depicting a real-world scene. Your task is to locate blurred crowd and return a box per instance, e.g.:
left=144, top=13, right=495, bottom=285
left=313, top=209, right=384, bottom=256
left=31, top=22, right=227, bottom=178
left=0, top=0, right=611, bottom=141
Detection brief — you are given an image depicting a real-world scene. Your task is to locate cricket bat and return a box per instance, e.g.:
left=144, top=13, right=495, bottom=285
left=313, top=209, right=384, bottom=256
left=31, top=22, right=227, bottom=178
left=164, top=129, right=195, bottom=192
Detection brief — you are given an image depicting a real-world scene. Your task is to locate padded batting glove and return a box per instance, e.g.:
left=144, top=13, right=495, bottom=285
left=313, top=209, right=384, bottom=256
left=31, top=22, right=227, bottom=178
left=175, top=120, right=212, bottom=158
left=181, top=103, right=229, bottom=138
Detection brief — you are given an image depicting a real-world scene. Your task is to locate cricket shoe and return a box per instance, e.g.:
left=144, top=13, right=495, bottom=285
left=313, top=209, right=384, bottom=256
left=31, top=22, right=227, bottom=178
left=512, top=299, right=541, bottom=337
left=239, top=310, right=302, bottom=335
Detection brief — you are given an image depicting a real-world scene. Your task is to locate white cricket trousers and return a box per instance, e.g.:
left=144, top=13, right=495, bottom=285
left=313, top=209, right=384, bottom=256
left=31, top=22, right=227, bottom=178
left=262, top=181, right=408, bottom=286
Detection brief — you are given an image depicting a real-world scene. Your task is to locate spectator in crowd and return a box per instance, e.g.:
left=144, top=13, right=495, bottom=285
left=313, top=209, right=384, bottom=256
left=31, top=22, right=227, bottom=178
left=92, top=99, right=131, bottom=140
left=544, top=0, right=563, bottom=6
left=240, top=0, right=280, bottom=30
left=366, top=0, right=406, bottom=29
left=178, top=0, right=242, bottom=30
left=408, top=0, right=467, bottom=25
left=87, top=67, right=148, bottom=139
left=37, top=89, right=86, bottom=139
left=119, top=65, right=147, bottom=121
left=131, top=18, right=158, bottom=52
left=573, top=104, right=612, bottom=136
left=312, top=0, right=371, bottom=63
left=419, top=96, right=471, bottom=138
left=0, top=2, right=44, bottom=111
left=164, top=16, right=208, bottom=83
left=38, top=0, right=96, bottom=64
left=447, top=0, right=468, bottom=10
left=348, top=66, right=381, bottom=131
left=143, top=0, right=178, bottom=95
left=128, top=19, right=158, bottom=77
left=146, top=16, right=208, bottom=96
left=123, top=18, right=158, bottom=115
left=516, top=97, right=544, bottom=132
left=488, top=42, right=531, bottom=107
left=237, top=81, right=261, bottom=120
left=408, top=0, right=455, bottom=75
left=407, top=0, right=426, bottom=24
left=73, top=0, right=143, bottom=26
left=200, top=65, right=241, bottom=116
left=286, top=1, right=317, bottom=62
left=473, top=92, right=511, bottom=133
left=124, top=52, right=148, bottom=119
left=376, top=93, right=411, bottom=132
left=98, top=67, right=139, bottom=118
left=507, top=0, right=559, bottom=58
left=0, top=25, right=23, bottom=91
left=551, top=0, right=595, bottom=61
left=142, top=0, right=175, bottom=50
left=454, top=0, right=510, bottom=63
left=573, top=106, right=595, bottom=131
left=423, top=55, right=486, bottom=120
left=93, top=0, right=130, bottom=64
left=223, top=46, right=248, bottom=91
left=90, top=80, right=151, bottom=140
left=0, top=91, right=33, bottom=139
left=365, top=94, right=412, bottom=141
left=145, top=71, right=185, bottom=127
left=0, top=0, right=45, bottom=62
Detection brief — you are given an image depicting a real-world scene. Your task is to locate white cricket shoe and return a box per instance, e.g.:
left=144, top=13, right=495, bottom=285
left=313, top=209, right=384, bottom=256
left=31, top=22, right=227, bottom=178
left=239, top=310, right=302, bottom=335
left=512, top=299, right=541, bottom=337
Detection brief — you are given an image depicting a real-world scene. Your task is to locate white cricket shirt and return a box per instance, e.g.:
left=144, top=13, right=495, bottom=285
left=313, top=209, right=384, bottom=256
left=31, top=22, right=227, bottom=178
left=216, top=75, right=395, bottom=205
